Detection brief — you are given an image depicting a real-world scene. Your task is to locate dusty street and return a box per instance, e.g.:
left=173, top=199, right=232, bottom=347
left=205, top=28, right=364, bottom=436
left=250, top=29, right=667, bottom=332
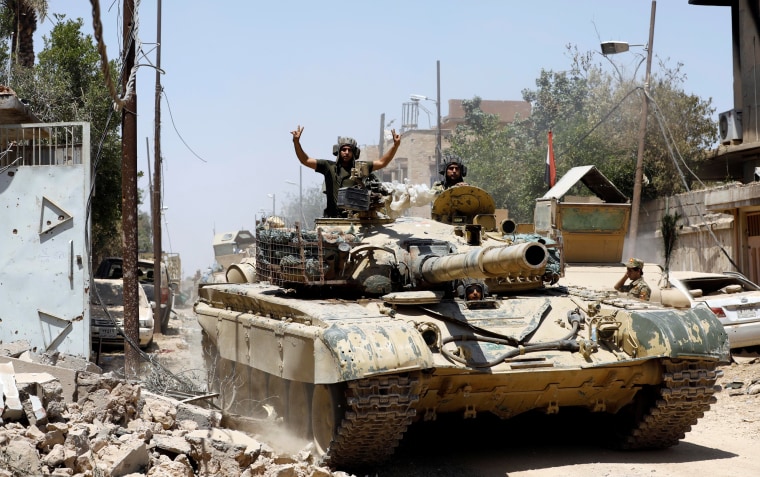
left=94, top=303, right=208, bottom=389
left=101, top=307, right=760, bottom=477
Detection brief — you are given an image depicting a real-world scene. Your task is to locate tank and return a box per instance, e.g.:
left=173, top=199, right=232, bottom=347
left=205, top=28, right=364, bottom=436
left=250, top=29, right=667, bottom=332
left=194, top=162, right=730, bottom=470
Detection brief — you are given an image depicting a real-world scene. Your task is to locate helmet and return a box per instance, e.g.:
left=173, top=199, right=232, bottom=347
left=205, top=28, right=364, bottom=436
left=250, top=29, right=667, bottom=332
left=457, top=278, right=487, bottom=301
left=333, top=136, right=361, bottom=159
left=439, top=151, right=467, bottom=177
left=626, top=257, right=645, bottom=269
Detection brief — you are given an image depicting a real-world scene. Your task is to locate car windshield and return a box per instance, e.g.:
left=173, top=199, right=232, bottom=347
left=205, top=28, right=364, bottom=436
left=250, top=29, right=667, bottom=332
left=677, top=276, right=760, bottom=296
left=92, top=280, right=150, bottom=307
left=93, top=281, right=123, bottom=305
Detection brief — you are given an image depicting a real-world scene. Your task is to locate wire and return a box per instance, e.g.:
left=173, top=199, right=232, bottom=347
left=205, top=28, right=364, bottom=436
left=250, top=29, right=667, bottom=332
left=646, top=90, right=741, bottom=272
left=556, top=86, right=641, bottom=158
left=161, top=88, right=208, bottom=163
left=89, top=0, right=141, bottom=110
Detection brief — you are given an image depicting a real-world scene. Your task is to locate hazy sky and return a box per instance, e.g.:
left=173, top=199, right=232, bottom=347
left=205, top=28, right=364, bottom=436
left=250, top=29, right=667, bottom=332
left=40, top=1, right=732, bottom=277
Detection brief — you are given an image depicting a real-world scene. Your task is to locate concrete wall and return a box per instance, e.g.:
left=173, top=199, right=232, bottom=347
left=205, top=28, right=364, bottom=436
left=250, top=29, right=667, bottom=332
left=635, top=187, right=736, bottom=273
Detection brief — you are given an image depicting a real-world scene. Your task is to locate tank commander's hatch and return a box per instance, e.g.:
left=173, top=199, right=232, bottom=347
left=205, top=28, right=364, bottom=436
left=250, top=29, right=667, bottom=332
left=432, top=186, right=495, bottom=225
left=535, top=165, right=630, bottom=263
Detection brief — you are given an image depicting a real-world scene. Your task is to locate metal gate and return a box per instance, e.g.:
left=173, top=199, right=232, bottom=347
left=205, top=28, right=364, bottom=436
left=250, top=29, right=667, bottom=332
left=0, top=122, right=91, bottom=358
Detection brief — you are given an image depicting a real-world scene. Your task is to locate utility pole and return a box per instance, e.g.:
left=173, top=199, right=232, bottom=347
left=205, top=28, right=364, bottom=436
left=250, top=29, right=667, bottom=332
left=629, top=1, right=656, bottom=255
left=436, top=60, right=442, bottom=177
left=122, top=0, right=139, bottom=376
left=152, top=0, right=163, bottom=335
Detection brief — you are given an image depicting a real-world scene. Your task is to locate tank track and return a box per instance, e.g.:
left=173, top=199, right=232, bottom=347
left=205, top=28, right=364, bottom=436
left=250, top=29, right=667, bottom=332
left=323, top=375, right=419, bottom=468
left=617, top=358, right=720, bottom=449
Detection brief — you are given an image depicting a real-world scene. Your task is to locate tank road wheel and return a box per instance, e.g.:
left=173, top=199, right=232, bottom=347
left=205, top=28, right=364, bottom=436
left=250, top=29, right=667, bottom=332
left=201, top=331, right=220, bottom=393
left=267, top=374, right=289, bottom=421
left=287, top=381, right=314, bottom=439
left=610, top=359, right=719, bottom=449
left=311, top=383, right=345, bottom=459
left=249, top=368, right=269, bottom=418
left=217, top=357, right=238, bottom=413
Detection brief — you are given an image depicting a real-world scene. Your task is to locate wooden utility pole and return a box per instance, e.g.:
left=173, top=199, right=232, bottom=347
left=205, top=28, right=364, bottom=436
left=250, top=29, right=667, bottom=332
left=628, top=0, right=656, bottom=256
left=152, top=0, right=163, bottom=334
left=122, top=0, right=139, bottom=376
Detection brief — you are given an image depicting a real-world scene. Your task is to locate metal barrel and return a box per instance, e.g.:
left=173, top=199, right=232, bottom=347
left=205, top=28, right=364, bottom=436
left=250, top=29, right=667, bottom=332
left=419, top=241, right=548, bottom=284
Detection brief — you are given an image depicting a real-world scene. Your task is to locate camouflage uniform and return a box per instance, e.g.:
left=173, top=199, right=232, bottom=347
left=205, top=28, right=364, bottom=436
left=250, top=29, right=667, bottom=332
left=620, top=277, right=651, bottom=301
left=433, top=154, right=467, bottom=192
left=432, top=176, right=464, bottom=192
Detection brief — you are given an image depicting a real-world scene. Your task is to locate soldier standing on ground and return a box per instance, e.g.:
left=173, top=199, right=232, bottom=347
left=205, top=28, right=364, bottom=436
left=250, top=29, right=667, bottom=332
left=291, top=125, right=401, bottom=218
left=614, top=257, right=651, bottom=300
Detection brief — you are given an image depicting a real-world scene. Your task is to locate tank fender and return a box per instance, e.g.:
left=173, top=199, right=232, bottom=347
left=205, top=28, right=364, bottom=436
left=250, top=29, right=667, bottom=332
left=317, top=321, right=434, bottom=383
left=623, top=307, right=730, bottom=361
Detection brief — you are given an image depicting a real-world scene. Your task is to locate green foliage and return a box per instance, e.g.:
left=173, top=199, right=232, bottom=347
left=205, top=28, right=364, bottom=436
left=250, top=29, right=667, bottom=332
left=661, top=211, right=681, bottom=272
left=281, top=184, right=327, bottom=229
left=8, top=15, right=123, bottom=264
left=448, top=45, right=717, bottom=223
left=137, top=209, right=153, bottom=254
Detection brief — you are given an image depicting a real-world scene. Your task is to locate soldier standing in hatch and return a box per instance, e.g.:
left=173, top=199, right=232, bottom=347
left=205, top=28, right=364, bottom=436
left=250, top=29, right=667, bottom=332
left=291, top=125, right=401, bottom=218
left=614, top=257, right=651, bottom=301
left=432, top=153, right=469, bottom=191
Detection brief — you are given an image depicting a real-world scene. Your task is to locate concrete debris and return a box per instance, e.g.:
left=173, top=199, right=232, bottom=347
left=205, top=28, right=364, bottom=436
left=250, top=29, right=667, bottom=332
left=0, top=346, right=358, bottom=477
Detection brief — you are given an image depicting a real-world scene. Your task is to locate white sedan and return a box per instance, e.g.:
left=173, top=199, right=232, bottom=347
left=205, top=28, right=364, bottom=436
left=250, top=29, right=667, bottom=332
left=90, top=278, right=155, bottom=349
left=665, top=271, right=760, bottom=349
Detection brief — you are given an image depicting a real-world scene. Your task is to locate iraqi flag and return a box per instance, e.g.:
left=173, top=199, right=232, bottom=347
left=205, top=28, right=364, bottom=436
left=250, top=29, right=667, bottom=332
left=544, top=130, right=556, bottom=188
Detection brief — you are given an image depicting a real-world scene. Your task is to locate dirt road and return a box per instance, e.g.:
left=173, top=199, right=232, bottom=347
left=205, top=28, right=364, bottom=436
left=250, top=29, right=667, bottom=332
left=370, top=356, right=760, bottom=477
left=104, top=307, right=760, bottom=477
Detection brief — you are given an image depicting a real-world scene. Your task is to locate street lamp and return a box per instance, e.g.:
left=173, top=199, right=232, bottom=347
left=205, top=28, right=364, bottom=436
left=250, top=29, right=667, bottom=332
left=410, top=60, right=442, bottom=179
left=600, top=0, right=656, bottom=257
left=267, top=193, right=275, bottom=217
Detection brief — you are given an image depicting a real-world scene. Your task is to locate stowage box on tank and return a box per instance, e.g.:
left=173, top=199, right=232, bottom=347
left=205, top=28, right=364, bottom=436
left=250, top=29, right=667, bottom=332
left=195, top=163, right=729, bottom=470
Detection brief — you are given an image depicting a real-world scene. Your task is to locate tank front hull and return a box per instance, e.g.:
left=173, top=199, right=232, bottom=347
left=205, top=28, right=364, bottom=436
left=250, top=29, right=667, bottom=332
left=195, top=282, right=728, bottom=469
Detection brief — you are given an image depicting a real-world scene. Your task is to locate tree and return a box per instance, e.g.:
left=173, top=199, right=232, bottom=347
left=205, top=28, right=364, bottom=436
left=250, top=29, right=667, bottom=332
left=280, top=185, right=326, bottom=229
left=448, top=46, right=717, bottom=223
left=9, top=16, right=124, bottom=266
left=0, top=0, right=47, bottom=67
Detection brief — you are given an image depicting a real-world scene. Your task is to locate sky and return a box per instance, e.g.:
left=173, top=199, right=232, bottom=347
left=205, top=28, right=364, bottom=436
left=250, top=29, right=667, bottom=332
left=38, top=0, right=733, bottom=277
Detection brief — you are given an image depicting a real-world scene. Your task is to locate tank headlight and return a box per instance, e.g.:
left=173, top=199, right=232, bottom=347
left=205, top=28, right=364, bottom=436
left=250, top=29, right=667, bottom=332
left=416, top=322, right=441, bottom=349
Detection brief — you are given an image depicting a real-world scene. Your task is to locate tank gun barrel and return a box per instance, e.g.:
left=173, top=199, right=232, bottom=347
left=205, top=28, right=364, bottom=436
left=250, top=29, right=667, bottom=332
left=419, top=242, right=549, bottom=284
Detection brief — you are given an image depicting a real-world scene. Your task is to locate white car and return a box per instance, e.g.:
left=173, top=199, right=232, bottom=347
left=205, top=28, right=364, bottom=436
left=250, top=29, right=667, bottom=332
left=665, top=271, right=760, bottom=349
left=90, top=278, right=154, bottom=348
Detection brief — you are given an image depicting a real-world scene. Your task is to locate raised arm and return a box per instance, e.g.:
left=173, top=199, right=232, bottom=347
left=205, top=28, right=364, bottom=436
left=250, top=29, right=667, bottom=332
left=291, top=125, right=317, bottom=170
left=372, top=129, right=401, bottom=171
left=614, top=271, right=629, bottom=291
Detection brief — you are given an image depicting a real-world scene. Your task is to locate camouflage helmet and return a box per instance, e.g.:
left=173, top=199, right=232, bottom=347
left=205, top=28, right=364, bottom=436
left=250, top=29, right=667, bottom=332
left=626, top=257, right=644, bottom=269
left=457, top=278, right=487, bottom=300
left=333, top=136, right=361, bottom=159
left=439, top=151, right=467, bottom=177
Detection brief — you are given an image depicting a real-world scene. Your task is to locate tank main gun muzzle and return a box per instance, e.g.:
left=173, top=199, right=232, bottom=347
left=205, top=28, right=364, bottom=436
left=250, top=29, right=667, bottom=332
left=419, top=242, right=549, bottom=284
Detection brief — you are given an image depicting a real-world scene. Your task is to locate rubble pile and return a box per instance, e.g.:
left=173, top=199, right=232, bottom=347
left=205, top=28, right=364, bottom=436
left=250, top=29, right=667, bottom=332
left=0, top=346, right=355, bottom=477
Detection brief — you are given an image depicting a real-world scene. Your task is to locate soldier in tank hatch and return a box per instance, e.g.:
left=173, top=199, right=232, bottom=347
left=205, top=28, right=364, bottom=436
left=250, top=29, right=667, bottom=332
left=291, top=125, right=401, bottom=218
left=432, top=152, right=469, bottom=191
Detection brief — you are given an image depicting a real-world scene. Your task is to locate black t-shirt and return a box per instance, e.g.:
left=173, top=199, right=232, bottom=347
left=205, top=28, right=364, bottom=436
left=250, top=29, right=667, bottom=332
left=315, top=159, right=374, bottom=217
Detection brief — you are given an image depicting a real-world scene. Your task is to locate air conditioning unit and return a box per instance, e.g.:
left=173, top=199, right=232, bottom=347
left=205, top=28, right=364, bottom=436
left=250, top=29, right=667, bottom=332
left=719, top=109, right=742, bottom=145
